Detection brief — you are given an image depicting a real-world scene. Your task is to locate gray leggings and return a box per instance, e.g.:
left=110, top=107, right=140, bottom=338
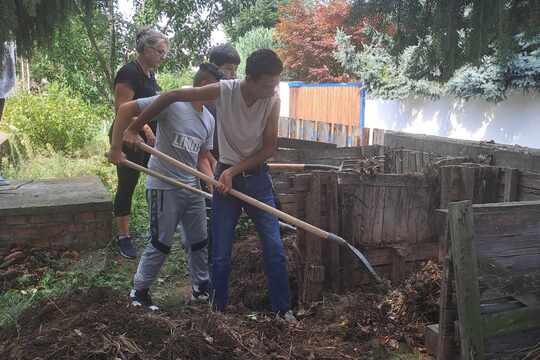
left=133, top=188, right=209, bottom=290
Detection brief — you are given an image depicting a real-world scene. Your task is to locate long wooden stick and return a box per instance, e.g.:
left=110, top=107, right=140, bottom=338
left=137, top=142, right=381, bottom=282
left=120, top=159, right=297, bottom=232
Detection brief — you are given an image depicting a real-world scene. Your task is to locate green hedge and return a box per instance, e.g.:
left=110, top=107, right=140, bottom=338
left=1, top=83, right=111, bottom=154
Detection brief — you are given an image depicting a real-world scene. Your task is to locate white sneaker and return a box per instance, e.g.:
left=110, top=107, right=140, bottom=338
left=280, top=310, right=298, bottom=324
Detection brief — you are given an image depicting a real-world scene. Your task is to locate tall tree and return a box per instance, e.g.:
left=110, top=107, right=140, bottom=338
left=349, top=0, right=540, bottom=80
left=223, top=0, right=287, bottom=42
left=0, top=0, right=98, bottom=58
left=276, top=0, right=367, bottom=82
left=338, top=0, right=540, bottom=101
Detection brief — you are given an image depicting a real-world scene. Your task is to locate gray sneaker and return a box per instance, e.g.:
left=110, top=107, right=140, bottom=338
left=118, top=235, right=137, bottom=259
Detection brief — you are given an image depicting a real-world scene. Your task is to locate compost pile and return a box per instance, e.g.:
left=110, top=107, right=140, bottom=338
left=0, top=234, right=442, bottom=359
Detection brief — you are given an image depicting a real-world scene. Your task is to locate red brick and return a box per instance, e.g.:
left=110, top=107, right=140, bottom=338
left=39, top=224, right=68, bottom=238
left=3, top=215, right=29, bottom=225
left=30, top=213, right=72, bottom=224
left=11, top=227, right=39, bottom=239
left=76, top=212, right=97, bottom=223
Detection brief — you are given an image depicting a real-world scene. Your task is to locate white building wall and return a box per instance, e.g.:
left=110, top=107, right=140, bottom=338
left=365, top=90, right=540, bottom=148
left=278, top=82, right=290, bottom=117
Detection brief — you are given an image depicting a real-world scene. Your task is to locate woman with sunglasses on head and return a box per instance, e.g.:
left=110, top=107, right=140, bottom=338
left=109, top=27, right=169, bottom=259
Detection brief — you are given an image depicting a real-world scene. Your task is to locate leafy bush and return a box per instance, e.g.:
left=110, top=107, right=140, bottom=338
left=446, top=56, right=507, bottom=102
left=1, top=83, right=111, bottom=154
left=335, top=28, right=442, bottom=100
left=156, top=70, right=195, bottom=91
left=234, top=27, right=277, bottom=77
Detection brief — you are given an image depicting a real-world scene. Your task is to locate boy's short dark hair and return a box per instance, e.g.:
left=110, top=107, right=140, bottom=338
left=208, top=44, right=241, bottom=66
left=193, top=63, right=224, bottom=86
left=245, top=49, right=283, bottom=80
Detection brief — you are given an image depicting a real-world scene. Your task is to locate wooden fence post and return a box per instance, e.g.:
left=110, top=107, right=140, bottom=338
left=326, top=172, right=341, bottom=292
left=437, top=253, right=458, bottom=360
left=301, top=173, right=324, bottom=303
left=448, top=200, right=485, bottom=360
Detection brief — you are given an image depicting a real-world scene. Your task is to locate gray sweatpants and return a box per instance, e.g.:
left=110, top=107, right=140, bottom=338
left=133, top=188, right=209, bottom=290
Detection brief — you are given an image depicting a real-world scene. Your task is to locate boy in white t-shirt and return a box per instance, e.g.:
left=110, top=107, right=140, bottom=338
left=123, top=49, right=294, bottom=320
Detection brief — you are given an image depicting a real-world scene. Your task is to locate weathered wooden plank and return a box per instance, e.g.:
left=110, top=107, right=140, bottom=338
left=349, top=242, right=438, bottom=266
left=426, top=323, right=440, bottom=356
left=503, top=168, right=519, bottom=202
left=518, top=187, right=540, bottom=201
left=396, top=150, right=403, bottom=174
left=437, top=256, right=458, bottom=360
left=482, top=306, right=540, bottom=338
left=382, top=183, right=398, bottom=244
left=391, top=248, right=407, bottom=284
left=277, top=193, right=297, bottom=204
left=448, top=200, right=485, bottom=360
left=271, top=148, right=303, bottom=163
left=277, top=137, right=336, bottom=150
left=485, top=327, right=540, bottom=359
left=326, top=173, right=341, bottom=292
left=302, top=173, right=324, bottom=303
left=518, top=170, right=540, bottom=189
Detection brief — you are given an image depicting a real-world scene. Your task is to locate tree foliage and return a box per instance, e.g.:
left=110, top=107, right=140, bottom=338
left=275, top=0, right=367, bottom=82
left=28, top=1, right=132, bottom=104
left=234, top=27, right=277, bottom=77
left=223, top=0, right=286, bottom=42
left=339, top=0, right=540, bottom=101
left=0, top=0, right=101, bottom=58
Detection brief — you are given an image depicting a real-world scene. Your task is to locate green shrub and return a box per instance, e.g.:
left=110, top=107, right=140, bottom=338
left=0, top=83, right=111, bottom=154
left=156, top=70, right=195, bottom=91
left=234, top=27, right=277, bottom=78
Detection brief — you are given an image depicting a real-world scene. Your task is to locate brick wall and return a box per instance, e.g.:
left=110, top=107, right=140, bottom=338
left=0, top=176, right=113, bottom=251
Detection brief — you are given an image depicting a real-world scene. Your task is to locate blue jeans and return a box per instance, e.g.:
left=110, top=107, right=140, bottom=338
left=211, top=165, right=291, bottom=313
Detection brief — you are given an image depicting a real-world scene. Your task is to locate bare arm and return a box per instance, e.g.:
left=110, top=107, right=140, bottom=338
left=197, top=149, right=215, bottom=192
left=114, top=83, right=135, bottom=112
left=216, top=98, right=280, bottom=193
left=114, top=83, right=155, bottom=145
left=128, top=83, right=221, bottom=134
left=108, top=101, right=141, bottom=164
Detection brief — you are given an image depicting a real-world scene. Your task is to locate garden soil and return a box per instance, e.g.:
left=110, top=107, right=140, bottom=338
left=0, top=233, right=442, bottom=359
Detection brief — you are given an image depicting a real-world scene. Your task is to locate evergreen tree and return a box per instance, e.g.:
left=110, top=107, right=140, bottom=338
left=0, top=0, right=98, bottom=58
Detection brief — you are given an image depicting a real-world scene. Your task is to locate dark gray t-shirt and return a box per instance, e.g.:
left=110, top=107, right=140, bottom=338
left=136, top=96, right=214, bottom=189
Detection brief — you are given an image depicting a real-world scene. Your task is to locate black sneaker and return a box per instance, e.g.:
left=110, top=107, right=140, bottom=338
left=129, top=289, right=159, bottom=311
left=191, top=281, right=210, bottom=303
left=118, top=235, right=137, bottom=259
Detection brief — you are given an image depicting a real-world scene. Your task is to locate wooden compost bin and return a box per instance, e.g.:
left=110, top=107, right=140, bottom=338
left=291, top=171, right=440, bottom=302
left=431, top=201, right=540, bottom=360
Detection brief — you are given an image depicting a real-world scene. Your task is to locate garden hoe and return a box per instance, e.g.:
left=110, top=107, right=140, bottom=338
left=119, top=159, right=297, bottom=232
left=136, top=142, right=382, bottom=283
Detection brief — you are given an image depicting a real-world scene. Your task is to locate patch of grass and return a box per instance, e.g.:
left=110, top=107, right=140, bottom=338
left=0, top=234, right=190, bottom=329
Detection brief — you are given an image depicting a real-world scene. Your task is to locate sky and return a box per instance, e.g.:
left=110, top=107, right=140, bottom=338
left=117, top=0, right=227, bottom=45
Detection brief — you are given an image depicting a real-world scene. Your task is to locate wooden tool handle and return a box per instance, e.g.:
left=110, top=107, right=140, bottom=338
left=138, top=143, right=329, bottom=239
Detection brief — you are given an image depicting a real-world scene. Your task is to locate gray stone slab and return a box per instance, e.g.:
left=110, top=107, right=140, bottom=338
left=0, top=176, right=112, bottom=216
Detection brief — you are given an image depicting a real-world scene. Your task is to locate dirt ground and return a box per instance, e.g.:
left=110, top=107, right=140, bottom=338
left=0, top=233, right=441, bottom=360
left=0, top=244, right=79, bottom=294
